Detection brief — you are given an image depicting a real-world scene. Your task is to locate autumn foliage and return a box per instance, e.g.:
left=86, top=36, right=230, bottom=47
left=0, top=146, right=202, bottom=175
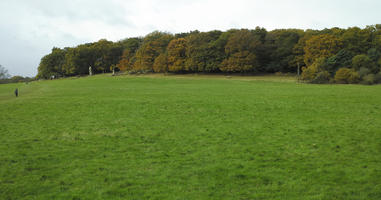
left=167, top=38, right=187, bottom=72
left=37, top=25, right=381, bottom=84
left=334, top=68, right=360, bottom=84
left=220, top=29, right=261, bottom=72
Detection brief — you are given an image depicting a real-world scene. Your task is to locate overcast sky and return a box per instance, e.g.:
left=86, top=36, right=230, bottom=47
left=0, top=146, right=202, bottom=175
left=1, top=0, right=381, bottom=77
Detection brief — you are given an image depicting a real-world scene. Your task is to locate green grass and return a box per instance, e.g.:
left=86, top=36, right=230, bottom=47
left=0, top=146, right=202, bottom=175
left=0, top=74, right=380, bottom=199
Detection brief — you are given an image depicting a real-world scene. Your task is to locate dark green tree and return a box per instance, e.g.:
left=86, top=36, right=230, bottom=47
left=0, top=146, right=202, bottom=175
left=265, top=29, right=302, bottom=72
left=37, top=47, right=67, bottom=79
left=185, top=30, right=223, bottom=72
left=352, top=54, right=378, bottom=73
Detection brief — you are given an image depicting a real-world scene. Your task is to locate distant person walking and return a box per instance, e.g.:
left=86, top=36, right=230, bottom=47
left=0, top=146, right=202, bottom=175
left=14, top=88, right=18, bottom=97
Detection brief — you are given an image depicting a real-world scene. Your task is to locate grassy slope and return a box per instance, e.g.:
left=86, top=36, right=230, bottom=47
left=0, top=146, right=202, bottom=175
left=0, top=74, right=380, bottom=200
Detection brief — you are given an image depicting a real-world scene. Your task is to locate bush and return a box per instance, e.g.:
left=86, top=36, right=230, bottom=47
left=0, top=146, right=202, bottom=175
left=348, top=71, right=361, bottom=84
left=375, top=72, right=381, bottom=84
left=358, top=67, right=371, bottom=78
left=301, top=58, right=330, bottom=83
left=361, top=74, right=376, bottom=85
left=334, top=68, right=360, bottom=84
left=311, top=71, right=330, bottom=84
left=301, top=66, right=316, bottom=81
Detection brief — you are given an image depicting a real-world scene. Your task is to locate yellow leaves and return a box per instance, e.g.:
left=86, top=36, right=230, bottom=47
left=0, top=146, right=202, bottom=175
left=301, top=58, right=330, bottom=83
left=304, top=34, right=343, bottom=66
left=153, top=54, right=168, bottom=73
left=334, top=68, right=360, bottom=84
left=167, top=38, right=187, bottom=72
left=220, top=29, right=261, bottom=72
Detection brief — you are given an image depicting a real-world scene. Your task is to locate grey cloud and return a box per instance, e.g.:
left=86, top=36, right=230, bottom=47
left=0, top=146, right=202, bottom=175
left=1, top=0, right=381, bottom=77
left=21, top=0, right=134, bottom=27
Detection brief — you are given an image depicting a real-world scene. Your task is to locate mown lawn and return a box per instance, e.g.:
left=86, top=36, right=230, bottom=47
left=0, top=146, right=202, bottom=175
left=0, top=74, right=380, bottom=199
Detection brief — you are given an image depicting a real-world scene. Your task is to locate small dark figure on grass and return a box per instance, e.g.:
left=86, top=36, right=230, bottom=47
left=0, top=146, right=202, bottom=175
left=14, top=88, right=18, bottom=97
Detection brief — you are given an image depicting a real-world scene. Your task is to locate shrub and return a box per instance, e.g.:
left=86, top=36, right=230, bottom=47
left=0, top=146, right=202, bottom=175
left=334, top=68, right=349, bottom=83
left=301, top=66, right=316, bottom=81
left=375, top=72, right=381, bottom=84
left=301, top=58, right=330, bottom=83
left=358, top=67, right=371, bottom=78
left=329, top=78, right=336, bottom=84
left=348, top=72, right=360, bottom=83
left=361, top=74, right=376, bottom=85
left=311, top=71, right=330, bottom=84
left=334, top=68, right=360, bottom=84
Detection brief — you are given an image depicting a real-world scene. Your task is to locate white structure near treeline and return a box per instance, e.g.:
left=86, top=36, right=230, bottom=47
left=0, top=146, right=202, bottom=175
left=89, top=66, right=93, bottom=76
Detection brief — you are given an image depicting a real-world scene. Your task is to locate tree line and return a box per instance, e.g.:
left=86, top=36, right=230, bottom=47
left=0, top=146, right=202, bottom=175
left=37, top=25, right=381, bottom=84
left=0, top=65, right=33, bottom=84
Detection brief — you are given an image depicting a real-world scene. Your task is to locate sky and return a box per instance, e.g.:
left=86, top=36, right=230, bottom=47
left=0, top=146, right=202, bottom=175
left=1, top=0, right=381, bottom=77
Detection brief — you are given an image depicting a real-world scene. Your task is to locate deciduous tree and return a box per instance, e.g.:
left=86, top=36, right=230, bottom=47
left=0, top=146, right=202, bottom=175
left=134, top=32, right=173, bottom=71
left=37, top=47, right=66, bottom=79
left=352, top=54, right=378, bottom=73
left=185, top=30, right=223, bottom=72
left=304, top=34, right=343, bottom=66
left=220, top=29, right=261, bottom=72
left=117, top=37, right=142, bottom=71
left=153, top=53, right=168, bottom=72
left=167, top=38, right=187, bottom=72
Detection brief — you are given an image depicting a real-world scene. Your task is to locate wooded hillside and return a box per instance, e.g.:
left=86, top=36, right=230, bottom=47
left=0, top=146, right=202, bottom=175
left=37, top=25, right=381, bottom=84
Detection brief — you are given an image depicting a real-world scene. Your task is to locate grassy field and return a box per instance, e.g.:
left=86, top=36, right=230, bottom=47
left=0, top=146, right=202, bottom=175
left=0, top=74, right=380, bottom=199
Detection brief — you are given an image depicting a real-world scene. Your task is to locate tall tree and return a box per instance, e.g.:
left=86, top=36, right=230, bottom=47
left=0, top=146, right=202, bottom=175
left=304, top=34, right=343, bottom=66
left=37, top=47, right=67, bottom=79
left=153, top=53, right=168, bottom=72
left=220, top=29, right=261, bottom=72
left=340, top=27, right=372, bottom=56
left=92, top=39, right=124, bottom=73
left=167, top=38, right=187, bottom=72
left=133, top=31, right=173, bottom=71
left=352, top=54, right=378, bottom=73
left=185, top=30, right=223, bottom=72
left=117, top=37, right=142, bottom=71
left=264, top=29, right=302, bottom=72
left=63, top=44, right=96, bottom=76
